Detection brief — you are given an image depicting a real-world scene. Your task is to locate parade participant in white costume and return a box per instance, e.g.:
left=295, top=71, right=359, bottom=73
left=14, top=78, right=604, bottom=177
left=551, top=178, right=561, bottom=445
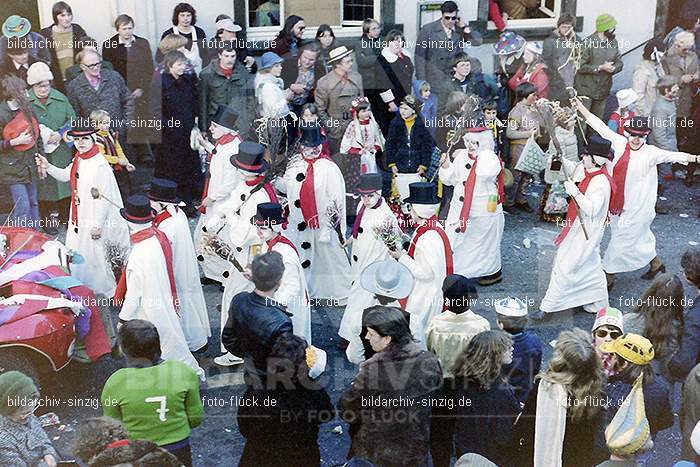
left=339, top=173, right=401, bottom=361
left=115, top=195, right=205, bottom=381
left=388, top=182, right=453, bottom=348
left=253, top=202, right=312, bottom=343
left=208, top=142, right=277, bottom=367
left=532, top=136, right=615, bottom=320
left=148, top=178, right=211, bottom=352
left=35, top=126, right=129, bottom=297
left=278, top=124, right=352, bottom=303
left=439, top=126, right=506, bottom=286
left=194, top=105, right=242, bottom=283
left=573, top=99, right=700, bottom=289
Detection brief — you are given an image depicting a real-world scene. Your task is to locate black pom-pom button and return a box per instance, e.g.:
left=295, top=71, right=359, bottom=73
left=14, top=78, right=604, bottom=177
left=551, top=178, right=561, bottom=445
left=353, top=255, right=358, bottom=262
left=202, top=225, right=208, bottom=233
left=298, top=221, right=307, bottom=231
left=294, top=199, right=301, bottom=208
left=459, top=196, right=464, bottom=202
left=240, top=194, right=246, bottom=201
left=358, top=227, right=364, bottom=234
left=236, top=246, right=242, bottom=252
left=74, top=227, right=78, bottom=233
left=301, top=260, right=311, bottom=268
left=402, top=241, right=410, bottom=250
left=197, top=255, right=204, bottom=261
left=465, top=163, right=472, bottom=169
left=75, top=172, right=79, bottom=179
left=301, top=242, right=311, bottom=249
left=296, top=173, right=305, bottom=182
left=222, top=270, right=230, bottom=278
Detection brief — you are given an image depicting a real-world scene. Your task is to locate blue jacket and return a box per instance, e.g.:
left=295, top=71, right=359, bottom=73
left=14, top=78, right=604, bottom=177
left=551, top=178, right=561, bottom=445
left=222, top=291, right=293, bottom=387
left=669, top=294, right=700, bottom=381
left=605, top=376, right=673, bottom=437
left=385, top=116, right=434, bottom=173
left=502, top=330, right=543, bottom=404
left=413, top=80, right=438, bottom=138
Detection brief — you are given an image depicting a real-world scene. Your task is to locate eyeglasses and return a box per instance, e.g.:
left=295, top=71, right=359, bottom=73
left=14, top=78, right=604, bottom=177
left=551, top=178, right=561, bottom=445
left=82, top=61, right=102, bottom=69
left=443, top=15, right=457, bottom=21
left=595, top=328, right=622, bottom=340
left=34, top=82, right=51, bottom=89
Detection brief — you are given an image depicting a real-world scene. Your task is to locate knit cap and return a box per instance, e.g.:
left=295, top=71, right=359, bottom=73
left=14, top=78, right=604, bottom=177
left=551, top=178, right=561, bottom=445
left=0, top=371, right=39, bottom=416
left=596, top=14, right=617, bottom=32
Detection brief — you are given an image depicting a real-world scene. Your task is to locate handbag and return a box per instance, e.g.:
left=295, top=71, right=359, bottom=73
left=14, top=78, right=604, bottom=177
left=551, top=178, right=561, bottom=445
left=514, top=136, right=547, bottom=176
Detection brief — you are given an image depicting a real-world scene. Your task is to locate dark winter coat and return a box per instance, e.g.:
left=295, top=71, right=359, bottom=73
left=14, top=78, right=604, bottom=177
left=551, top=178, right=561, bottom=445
left=516, top=380, right=608, bottom=467
left=222, top=291, right=294, bottom=388
left=414, top=19, right=483, bottom=97
left=198, top=59, right=256, bottom=136
left=66, top=69, right=131, bottom=127
left=0, top=54, right=46, bottom=81
left=440, top=72, right=493, bottom=113
left=453, top=377, right=521, bottom=466
left=39, top=23, right=89, bottom=90
left=339, top=342, right=442, bottom=467
left=385, top=116, right=434, bottom=173
left=149, top=71, right=200, bottom=185
left=85, top=438, right=181, bottom=466
left=503, top=330, right=543, bottom=404
left=0, top=102, right=40, bottom=185
left=203, top=38, right=257, bottom=73
left=356, top=34, right=382, bottom=94
left=542, top=29, right=581, bottom=102
left=574, top=33, right=623, bottom=100
left=604, top=375, right=673, bottom=437
left=669, top=294, right=700, bottom=381
left=374, top=52, right=415, bottom=134
left=238, top=385, right=335, bottom=467
left=101, top=35, right=155, bottom=93
left=0, top=33, right=52, bottom=68
left=681, top=363, right=700, bottom=461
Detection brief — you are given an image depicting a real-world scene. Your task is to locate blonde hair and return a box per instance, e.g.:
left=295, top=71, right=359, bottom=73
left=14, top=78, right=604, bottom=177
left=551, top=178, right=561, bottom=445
left=674, top=31, right=695, bottom=50
left=159, top=34, right=188, bottom=55
left=540, top=328, right=604, bottom=422
left=454, top=330, right=512, bottom=389
left=89, top=109, right=110, bottom=126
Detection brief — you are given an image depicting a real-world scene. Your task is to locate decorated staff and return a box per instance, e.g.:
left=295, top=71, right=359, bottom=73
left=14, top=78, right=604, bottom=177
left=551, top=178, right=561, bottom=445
left=253, top=202, right=311, bottom=343
left=278, top=124, right=351, bottom=303
left=115, top=195, right=205, bottom=380
left=573, top=99, right=700, bottom=290
left=388, top=182, right=453, bottom=348
left=194, top=105, right=242, bottom=284
left=35, top=125, right=129, bottom=297
left=439, top=126, right=505, bottom=286
left=148, top=178, right=211, bottom=353
left=532, top=136, right=615, bottom=321
left=339, top=173, right=402, bottom=363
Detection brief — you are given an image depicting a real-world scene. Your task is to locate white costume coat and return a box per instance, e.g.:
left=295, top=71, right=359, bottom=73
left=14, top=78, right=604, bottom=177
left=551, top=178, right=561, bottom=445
left=46, top=153, right=129, bottom=297
left=439, top=149, right=504, bottom=278
left=118, top=231, right=205, bottom=380
left=585, top=114, right=692, bottom=273
left=279, top=156, right=352, bottom=302
left=339, top=199, right=398, bottom=362
left=399, top=224, right=449, bottom=348
left=194, top=136, right=241, bottom=282
left=540, top=159, right=612, bottom=313
left=156, top=205, right=211, bottom=351
left=264, top=236, right=312, bottom=343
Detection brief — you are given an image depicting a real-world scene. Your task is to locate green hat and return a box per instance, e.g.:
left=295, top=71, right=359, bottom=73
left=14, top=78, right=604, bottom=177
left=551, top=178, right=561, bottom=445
left=2, top=15, right=32, bottom=39
left=0, top=371, right=38, bottom=416
left=596, top=14, right=617, bottom=33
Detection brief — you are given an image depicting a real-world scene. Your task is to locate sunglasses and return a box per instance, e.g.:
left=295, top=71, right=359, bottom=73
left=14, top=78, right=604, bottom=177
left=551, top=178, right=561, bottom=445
left=595, top=328, right=622, bottom=340
left=443, top=15, right=458, bottom=21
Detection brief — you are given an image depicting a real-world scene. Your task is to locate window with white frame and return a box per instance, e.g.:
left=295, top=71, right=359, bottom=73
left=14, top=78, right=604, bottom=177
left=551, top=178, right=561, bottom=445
left=245, top=0, right=380, bottom=32
left=489, top=0, right=563, bottom=30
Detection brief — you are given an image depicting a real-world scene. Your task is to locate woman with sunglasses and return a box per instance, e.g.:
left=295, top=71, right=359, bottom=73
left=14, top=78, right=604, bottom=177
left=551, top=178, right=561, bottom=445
left=0, top=371, right=60, bottom=466
left=591, top=306, right=624, bottom=377
left=624, top=273, right=685, bottom=383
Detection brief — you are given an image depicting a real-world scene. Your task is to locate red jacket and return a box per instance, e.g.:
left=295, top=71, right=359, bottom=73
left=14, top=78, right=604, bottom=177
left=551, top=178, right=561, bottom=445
left=508, top=63, right=550, bottom=99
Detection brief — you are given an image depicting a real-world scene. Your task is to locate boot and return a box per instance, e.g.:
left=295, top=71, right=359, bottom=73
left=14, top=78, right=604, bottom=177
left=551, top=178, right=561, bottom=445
left=640, top=256, right=666, bottom=280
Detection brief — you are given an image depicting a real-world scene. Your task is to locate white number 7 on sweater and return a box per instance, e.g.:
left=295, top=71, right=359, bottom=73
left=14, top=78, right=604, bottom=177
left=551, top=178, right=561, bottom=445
left=145, top=396, right=169, bottom=421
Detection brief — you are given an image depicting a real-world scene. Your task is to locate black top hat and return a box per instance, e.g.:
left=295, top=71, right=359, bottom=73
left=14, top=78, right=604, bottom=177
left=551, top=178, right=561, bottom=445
left=67, top=125, right=97, bottom=138
left=252, top=202, right=285, bottom=227
left=211, top=105, right=239, bottom=130
left=585, top=135, right=613, bottom=160
left=147, top=178, right=180, bottom=203
left=356, top=173, right=383, bottom=194
left=624, top=116, right=651, bottom=136
left=231, top=142, right=270, bottom=173
left=299, top=124, right=325, bottom=148
left=120, top=194, right=156, bottom=224
left=403, top=182, right=439, bottom=205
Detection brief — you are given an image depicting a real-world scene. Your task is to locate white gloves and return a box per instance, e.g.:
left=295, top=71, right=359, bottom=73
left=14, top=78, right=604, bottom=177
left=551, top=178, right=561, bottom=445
left=563, top=180, right=580, bottom=197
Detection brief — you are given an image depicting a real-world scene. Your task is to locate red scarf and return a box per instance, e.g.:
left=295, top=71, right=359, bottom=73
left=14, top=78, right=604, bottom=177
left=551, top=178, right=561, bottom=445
left=153, top=207, right=175, bottom=229
left=69, top=145, right=101, bottom=226
left=554, top=167, right=613, bottom=246
left=457, top=155, right=506, bottom=233
left=245, top=176, right=279, bottom=203
left=299, top=157, right=321, bottom=229
left=200, top=133, right=239, bottom=214
left=220, top=65, right=233, bottom=78
left=114, top=228, right=179, bottom=312
left=399, top=216, right=453, bottom=310
left=610, top=111, right=636, bottom=135
left=267, top=234, right=299, bottom=257
left=352, top=197, right=382, bottom=238
left=610, top=143, right=633, bottom=215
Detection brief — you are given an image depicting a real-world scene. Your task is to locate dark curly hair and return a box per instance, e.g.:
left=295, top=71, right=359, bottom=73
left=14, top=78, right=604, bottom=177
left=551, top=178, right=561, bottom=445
left=267, top=334, right=310, bottom=388
left=73, top=417, right=128, bottom=462
left=682, top=247, right=700, bottom=287
left=171, top=2, right=197, bottom=26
